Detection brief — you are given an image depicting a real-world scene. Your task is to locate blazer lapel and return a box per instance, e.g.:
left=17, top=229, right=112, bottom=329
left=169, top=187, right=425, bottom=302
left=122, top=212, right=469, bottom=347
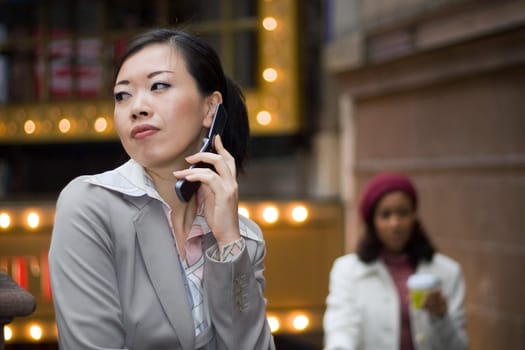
left=134, top=200, right=194, bottom=350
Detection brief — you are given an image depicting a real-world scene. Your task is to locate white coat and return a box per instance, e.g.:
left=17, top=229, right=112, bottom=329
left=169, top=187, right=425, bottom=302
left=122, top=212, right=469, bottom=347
left=323, top=253, right=468, bottom=350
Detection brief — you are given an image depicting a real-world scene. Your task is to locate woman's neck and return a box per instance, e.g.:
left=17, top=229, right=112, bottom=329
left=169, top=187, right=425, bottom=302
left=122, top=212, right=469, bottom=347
left=146, top=166, right=198, bottom=241
left=380, top=249, right=409, bottom=264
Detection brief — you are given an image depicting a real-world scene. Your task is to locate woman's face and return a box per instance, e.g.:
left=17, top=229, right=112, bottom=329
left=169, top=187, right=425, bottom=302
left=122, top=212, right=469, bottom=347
left=373, top=190, right=417, bottom=253
left=113, top=44, right=214, bottom=170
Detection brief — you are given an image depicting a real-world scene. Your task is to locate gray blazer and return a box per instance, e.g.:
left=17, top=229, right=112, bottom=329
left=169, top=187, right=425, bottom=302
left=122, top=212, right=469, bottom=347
left=49, top=175, right=275, bottom=350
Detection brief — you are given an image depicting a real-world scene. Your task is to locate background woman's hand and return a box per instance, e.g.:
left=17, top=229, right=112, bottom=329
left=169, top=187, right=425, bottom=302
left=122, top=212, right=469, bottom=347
left=422, top=289, right=448, bottom=318
left=173, top=135, right=240, bottom=248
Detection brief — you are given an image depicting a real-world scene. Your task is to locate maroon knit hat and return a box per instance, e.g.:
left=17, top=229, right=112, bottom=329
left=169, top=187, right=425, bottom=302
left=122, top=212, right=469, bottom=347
left=359, top=172, right=418, bottom=223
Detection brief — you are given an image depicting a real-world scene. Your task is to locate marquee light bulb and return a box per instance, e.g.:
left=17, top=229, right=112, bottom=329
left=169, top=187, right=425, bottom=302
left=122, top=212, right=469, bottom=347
left=58, top=118, right=71, bottom=133
left=267, top=316, right=280, bottom=333
left=4, top=325, right=13, bottom=341
left=24, top=120, right=36, bottom=134
left=291, top=205, right=308, bottom=223
left=256, top=111, right=272, bottom=126
left=238, top=206, right=250, bottom=218
left=262, top=205, right=279, bottom=224
left=26, top=212, right=40, bottom=229
left=0, top=213, right=11, bottom=229
left=262, top=68, right=278, bottom=82
left=292, top=314, right=309, bottom=331
left=29, top=324, right=43, bottom=340
left=262, top=17, right=278, bottom=31
left=94, top=117, right=108, bottom=133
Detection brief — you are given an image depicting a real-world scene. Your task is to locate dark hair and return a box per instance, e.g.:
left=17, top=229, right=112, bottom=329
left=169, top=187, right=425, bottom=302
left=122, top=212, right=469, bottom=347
left=357, top=204, right=436, bottom=268
left=114, top=28, right=250, bottom=171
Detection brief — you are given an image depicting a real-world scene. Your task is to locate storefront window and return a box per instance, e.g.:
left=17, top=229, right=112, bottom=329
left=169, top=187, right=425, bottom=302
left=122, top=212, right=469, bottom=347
left=0, top=0, right=258, bottom=103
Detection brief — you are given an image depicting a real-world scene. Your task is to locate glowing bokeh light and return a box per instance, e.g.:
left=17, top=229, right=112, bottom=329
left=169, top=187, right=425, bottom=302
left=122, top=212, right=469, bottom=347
left=262, top=205, right=279, bottom=224
left=238, top=206, right=250, bottom=218
left=267, top=316, right=280, bottom=333
left=0, top=213, right=11, bottom=229
left=4, top=325, right=12, bottom=341
left=29, top=324, right=43, bottom=340
left=58, top=118, right=71, bottom=133
left=26, top=212, right=40, bottom=229
left=291, top=205, right=308, bottom=223
left=256, top=111, right=272, bottom=126
left=24, top=120, right=36, bottom=134
left=292, top=314, right=309, bottom=331
left=262, top=16, right=278, bottom=31
left=262, top=68, right=278, bottom=82
left=94, top=117, right=108, bottom=133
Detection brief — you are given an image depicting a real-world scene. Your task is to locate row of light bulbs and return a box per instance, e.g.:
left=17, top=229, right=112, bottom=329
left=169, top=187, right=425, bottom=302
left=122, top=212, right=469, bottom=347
left=3, top=312, right=312, bottom=343
left=0, top=203, right=309, bottom=231
left=267, top=312, right=312, bottom=333
left=3, top=323, right=51, bottom=342
left=238, top=203, right=309, bottom=224
left=0, top=211, right=43, bottom=230
left=253, top=14, right=280, bottom=127
left=0, top=116, right=112, bottom=136
left=0, top=208, right=54, bottom=231
left=0, top=104, right=280, bottom=139
left=0, top=108, right=280, bottom=137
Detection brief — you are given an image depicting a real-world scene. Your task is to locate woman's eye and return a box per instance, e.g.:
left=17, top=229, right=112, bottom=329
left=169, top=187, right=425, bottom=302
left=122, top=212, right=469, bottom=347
left=379, top=210, right=391, bottom=219
left=114, top=91, right=128, bottom=102
left=397, top=208, right=412, bottom=217
left=151, top=82, right=170, bottom=91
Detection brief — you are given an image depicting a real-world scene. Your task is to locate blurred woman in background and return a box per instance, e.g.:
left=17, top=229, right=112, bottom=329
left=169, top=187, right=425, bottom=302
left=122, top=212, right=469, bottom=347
left=323, top=172, right=468, bottom=350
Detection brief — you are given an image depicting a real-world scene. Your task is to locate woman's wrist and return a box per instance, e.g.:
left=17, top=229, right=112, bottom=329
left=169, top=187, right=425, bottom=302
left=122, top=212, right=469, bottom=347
left=212, top=237, right=245, bottom=261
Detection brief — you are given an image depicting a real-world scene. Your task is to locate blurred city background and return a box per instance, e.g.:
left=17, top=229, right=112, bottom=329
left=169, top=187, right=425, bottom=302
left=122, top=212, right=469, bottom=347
left=0, top=0, right=524, bottom=349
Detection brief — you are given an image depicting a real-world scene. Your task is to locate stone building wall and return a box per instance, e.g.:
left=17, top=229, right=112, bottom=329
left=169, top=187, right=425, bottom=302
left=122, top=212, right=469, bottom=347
left=321, top=0, right=525, bottom=348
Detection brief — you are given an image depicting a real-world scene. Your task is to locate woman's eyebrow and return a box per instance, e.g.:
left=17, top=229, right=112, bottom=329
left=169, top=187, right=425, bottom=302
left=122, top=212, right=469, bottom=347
left=148, top=70, right=173, bottom=79
left=115, top=79, right=129, bottom=87
left=115, top=70, right=173, bottom=87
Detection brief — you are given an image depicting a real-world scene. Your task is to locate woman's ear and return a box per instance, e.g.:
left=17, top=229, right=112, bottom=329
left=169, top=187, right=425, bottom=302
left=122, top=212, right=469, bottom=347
left=203, top=91, right=223, bottom=128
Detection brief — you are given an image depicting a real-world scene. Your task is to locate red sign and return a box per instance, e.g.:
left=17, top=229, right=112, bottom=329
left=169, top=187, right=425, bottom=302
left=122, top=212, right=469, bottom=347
left=35, top=31, right=102, bottom=98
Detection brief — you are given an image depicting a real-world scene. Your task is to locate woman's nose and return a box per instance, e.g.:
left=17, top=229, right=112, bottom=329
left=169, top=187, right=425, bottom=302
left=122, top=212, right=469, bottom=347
left=388, top=214, right=401, bottom=227
left=130, top=93, right=152, bottom=119
left=132, top=110, right=150, bottom=120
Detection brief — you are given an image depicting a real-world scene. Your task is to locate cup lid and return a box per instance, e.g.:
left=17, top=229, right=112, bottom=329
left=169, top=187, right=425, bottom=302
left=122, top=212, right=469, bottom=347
left=407, top=273, right=440, bottom=289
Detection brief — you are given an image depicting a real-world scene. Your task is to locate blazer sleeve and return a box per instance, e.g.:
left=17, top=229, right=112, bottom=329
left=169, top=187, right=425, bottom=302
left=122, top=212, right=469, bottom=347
left=49, top=177, right=129, bottom=350
left=323, top=256, right=362, bottom=350
left=204, top=224, right=275, bottom=350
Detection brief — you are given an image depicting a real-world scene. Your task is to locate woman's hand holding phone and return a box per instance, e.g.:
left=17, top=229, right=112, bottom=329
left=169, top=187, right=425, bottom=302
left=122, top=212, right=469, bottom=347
left=173, top=135, right=241, bottom=247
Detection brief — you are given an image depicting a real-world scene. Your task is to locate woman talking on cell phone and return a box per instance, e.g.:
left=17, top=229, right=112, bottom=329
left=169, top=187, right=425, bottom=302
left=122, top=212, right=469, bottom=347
left=49, top=28, right=275, bottom=350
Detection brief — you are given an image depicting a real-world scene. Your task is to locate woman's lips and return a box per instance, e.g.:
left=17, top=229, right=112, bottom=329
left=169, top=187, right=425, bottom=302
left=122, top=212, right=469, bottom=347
left=131, top=124, right=159, bottom=139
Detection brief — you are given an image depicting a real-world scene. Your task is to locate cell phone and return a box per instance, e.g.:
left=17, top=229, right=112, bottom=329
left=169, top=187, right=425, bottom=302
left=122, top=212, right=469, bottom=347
left=175, top=103, right=228, bottom=202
